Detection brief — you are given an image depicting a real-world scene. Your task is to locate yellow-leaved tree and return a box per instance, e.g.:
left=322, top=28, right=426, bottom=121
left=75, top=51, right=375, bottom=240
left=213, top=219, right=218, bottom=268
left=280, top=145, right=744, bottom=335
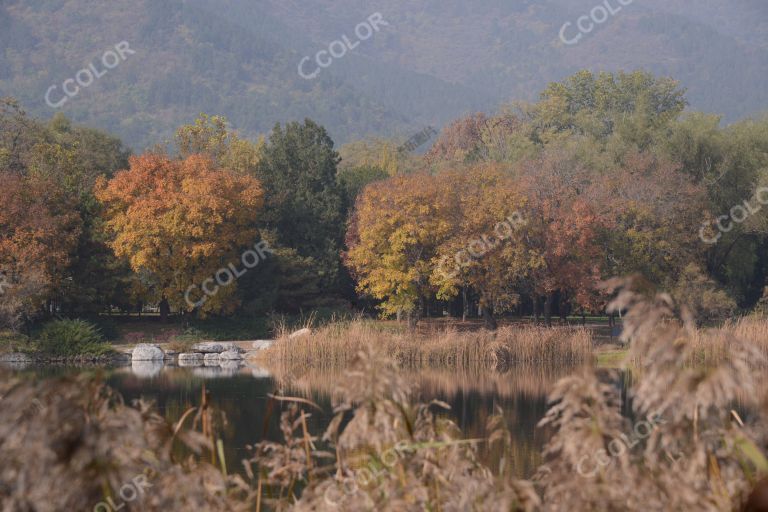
left=95, top=153, right=264, bottom=319
left=430, top=165, right=532, bottom=329
left=344, top=173, right=455, bottom=323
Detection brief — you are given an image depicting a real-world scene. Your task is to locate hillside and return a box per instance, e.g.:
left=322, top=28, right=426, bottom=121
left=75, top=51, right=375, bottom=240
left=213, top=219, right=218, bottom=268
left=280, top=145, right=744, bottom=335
left=0, top=0, right=766, bottom=150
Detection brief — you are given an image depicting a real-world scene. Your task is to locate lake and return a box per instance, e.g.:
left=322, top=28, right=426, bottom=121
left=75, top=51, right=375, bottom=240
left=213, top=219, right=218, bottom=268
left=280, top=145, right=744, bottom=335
left=3, top=359, right=600, bottom=479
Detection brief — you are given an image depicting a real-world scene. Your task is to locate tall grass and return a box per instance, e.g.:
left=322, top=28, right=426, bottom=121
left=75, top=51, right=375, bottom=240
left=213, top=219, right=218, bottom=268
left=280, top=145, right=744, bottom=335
left=262, top=319, right=593, bottom=370
left=685, top=316, right=768, bottom=366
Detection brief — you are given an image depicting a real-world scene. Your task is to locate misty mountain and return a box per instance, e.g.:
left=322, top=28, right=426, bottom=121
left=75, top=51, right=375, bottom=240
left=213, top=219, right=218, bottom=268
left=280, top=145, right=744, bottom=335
left=0, top=0, right=765, bottom=151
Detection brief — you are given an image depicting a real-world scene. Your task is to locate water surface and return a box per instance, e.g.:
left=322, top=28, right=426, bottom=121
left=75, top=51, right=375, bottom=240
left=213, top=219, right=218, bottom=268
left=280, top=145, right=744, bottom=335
left=6, top=360, right=586, bottom=478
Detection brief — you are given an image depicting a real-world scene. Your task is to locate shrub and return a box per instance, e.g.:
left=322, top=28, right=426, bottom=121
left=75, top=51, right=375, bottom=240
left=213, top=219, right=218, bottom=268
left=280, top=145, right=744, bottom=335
left=0, top=330, right=36, bottom=355
left=36, top=319, right=112, bottom=356
left=672, top=264, right=736, bottom=325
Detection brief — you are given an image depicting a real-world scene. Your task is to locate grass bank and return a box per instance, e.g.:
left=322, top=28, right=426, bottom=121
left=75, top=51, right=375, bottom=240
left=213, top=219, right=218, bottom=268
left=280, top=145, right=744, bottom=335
left=261, top=319, right=594, bottom=369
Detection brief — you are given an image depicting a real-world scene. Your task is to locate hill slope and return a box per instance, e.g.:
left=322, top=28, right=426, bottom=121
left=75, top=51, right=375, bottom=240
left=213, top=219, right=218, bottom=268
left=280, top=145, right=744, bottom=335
left=0, top=0, right=766, bottom=150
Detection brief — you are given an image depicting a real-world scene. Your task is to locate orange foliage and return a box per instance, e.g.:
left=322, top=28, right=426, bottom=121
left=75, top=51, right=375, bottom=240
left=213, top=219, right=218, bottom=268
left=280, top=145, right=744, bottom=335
left=95, top=153, right=264, bottom=316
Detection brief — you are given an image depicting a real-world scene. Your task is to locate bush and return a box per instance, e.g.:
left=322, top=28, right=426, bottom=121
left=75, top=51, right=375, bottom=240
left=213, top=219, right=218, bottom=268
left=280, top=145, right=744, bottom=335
left=672, top=264, right=736, bottom=325
left=36, top=319, right=112, bottom=356
left=0, top=330, right=34, bottom=354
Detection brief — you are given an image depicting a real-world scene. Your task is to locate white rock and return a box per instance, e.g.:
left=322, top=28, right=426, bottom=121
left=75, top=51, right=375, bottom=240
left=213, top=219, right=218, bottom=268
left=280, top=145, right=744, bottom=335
left=178, top=353, right=204, bottom=366
left=203, top=353, right=220, bottom=363
left=219, top=350, right=243, bottom=361
left=289, top=328, right=311, bottom=339
left=218, top=342, right=245, bottom=353
left=190, top=342, right=225, bottom=353
left=251, top=340, right=275, bottom=350
left=218, top=360, right=242, bottom=372
left=132, top=344, right=164, bottom=361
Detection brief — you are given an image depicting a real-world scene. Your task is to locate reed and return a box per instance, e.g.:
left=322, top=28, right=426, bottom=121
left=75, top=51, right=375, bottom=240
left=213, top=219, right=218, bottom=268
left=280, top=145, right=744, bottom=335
left=686, top=315, right=768, bottom=366
left=261, top=319, right=594, bottom=370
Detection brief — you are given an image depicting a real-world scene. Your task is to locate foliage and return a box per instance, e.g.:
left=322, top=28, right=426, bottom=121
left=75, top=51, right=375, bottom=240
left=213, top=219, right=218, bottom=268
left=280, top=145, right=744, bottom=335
left=337, top=164, right=389, bottom=205
left=95, top=153, right=264, bottom=317
left=256, top=120, right=346, bottom=290
left=345, top=172, right=456, bottom=319
left=672, top=264, right=737, bottom=325
left=35, top=318, right=111, bottom=356
left=174, top=113, right=264, bottom=175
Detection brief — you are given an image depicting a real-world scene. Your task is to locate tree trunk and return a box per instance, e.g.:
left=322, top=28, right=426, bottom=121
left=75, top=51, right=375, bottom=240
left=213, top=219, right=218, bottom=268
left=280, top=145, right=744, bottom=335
left=159, top=298, right=170, bottom=323
left=481, top=304, right=498, bottom=331
left=581, top=309, right=586, bottom=326
left=533, top=296, right=540, bottom=325
left=407, top=309, right=419, bottom=330
left=544, top=293, right=554, bottom=327
left=559, top=291, right=570, bottom=324
left=462, top=286, right=468, bottom=322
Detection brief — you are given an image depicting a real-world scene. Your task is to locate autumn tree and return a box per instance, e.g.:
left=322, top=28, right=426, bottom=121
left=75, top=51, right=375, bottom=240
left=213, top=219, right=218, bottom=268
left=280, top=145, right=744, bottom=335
left=598, top=151, right=707, bottom=289
left=345, top=173, right=455, bottom=324
left=515, top=146, right=605, bottom=325
left=95, top=154, right=264, bottom=319
left=430, top=166, right=531, bottom=329
left=175, top=113, right=264, bottom=175
left=0, top=170, right=80, bottom=329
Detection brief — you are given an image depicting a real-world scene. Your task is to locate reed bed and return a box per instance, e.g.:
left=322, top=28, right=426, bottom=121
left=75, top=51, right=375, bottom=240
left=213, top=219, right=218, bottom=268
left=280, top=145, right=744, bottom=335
left=263, top=320, right=594, bottom=370
left=684, top=315, right=768, bottom=366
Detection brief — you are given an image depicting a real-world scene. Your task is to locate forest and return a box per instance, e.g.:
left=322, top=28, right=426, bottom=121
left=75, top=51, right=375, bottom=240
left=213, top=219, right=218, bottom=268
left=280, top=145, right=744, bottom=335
left=2, top=70, right=768, bottom=338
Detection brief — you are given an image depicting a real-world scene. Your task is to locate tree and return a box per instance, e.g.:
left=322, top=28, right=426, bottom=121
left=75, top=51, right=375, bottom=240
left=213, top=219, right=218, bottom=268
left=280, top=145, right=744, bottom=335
left=174, top=113, right=264, bottom=175
left=339, top=137, right=415, bottom=176
left=431, top=165, right=531, bottom=329
left=533, top=70, right=687, bottom=148
left=672, top=264, right=736, bottom=325
left=0, top=170, right=80, bottom=329
left=95, top=154, right=264, bottom=319
left=515, top=146, right=605, bottom=326
left=337, top=164, right=389, bottom=206
left=345, top=173, right=454, bottom=323
left=256, top=120, right=346, bottom=290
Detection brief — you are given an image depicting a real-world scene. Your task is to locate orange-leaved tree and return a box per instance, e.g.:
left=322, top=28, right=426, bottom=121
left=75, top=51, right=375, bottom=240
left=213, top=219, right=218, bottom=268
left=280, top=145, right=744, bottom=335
left=95, top=153, right=264, bottom=318
left=516, top=146, right=605, bottom=325
left=0, top=169, right=80, bottom=328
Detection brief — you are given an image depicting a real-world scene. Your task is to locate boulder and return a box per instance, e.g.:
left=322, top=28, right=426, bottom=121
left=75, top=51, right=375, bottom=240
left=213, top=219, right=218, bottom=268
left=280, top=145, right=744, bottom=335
left=190, top=342, right=225, bottom=353
left=251, top=340, right=275, bottom=350
left=203, top=353, right=220, bottom=364
left=0, top=352, right=33, bottom=363
left=219, top=350, right=243, bottom=361
left=178, top=353, right=204, bottom=366
left=218, top=342, right=245, bottom=353
left=163, top=349, right=178, bottom=359
left=218, top=360, right=242, bottom=372
left=132, top=344, right=164, bottom=361
left=288, top=328, right=312, bottom=340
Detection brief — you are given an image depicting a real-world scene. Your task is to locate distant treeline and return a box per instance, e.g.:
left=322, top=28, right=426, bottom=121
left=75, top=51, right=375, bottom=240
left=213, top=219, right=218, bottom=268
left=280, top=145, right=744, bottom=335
left=1, top=70, right=768, bottom=330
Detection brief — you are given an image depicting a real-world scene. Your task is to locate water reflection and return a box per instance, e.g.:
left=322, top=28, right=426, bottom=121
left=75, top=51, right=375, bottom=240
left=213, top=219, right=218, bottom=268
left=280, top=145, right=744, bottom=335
left=6, top=360, right=584, bottom=478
